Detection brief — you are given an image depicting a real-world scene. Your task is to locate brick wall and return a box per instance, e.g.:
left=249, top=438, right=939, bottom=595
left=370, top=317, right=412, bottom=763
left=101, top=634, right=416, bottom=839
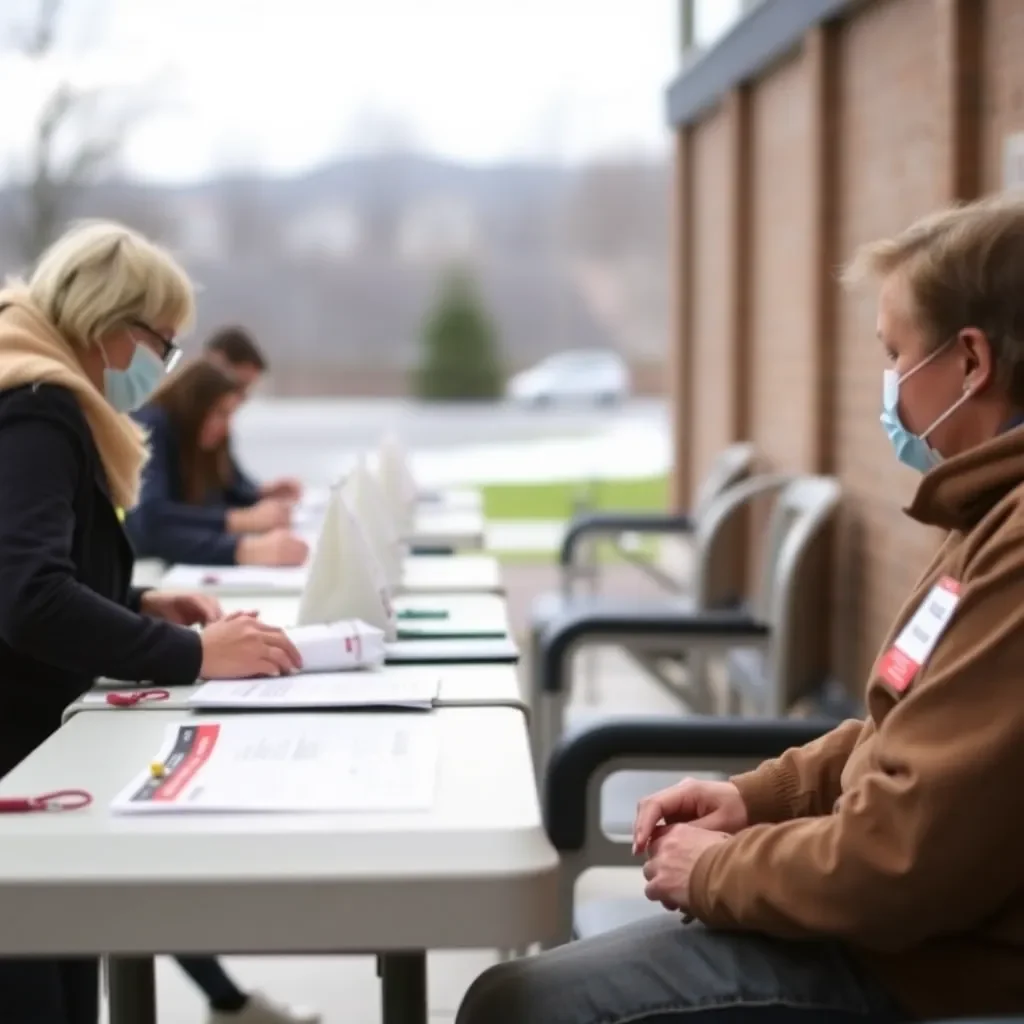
left=670, top=0, right=1004, bottom=690
left=980, top=0, right=1024, bottom=192
left=748, top=53, right=818, bottom=479
left=830, top=0, right=951, bottom=685
left=690, top=107, right=741, bottom=487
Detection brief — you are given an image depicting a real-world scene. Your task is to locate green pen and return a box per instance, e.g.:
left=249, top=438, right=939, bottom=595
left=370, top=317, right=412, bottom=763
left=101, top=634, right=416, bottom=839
left=397, top=608, right=450, bottom=621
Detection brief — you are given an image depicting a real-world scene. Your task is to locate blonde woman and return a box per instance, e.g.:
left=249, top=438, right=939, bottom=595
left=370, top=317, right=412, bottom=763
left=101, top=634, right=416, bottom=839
left=0, top=221, right=317, bottom=1024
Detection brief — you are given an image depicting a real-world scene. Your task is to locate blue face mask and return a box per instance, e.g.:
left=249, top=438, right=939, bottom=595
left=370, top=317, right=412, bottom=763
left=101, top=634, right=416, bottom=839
left=880, top=344, right=972, bottom=474
left=103, top=343, right=165, bottom=413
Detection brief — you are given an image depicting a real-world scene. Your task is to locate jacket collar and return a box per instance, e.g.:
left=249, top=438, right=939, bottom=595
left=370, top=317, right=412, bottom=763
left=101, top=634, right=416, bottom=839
left=907, top=423, right=1024, bottom=530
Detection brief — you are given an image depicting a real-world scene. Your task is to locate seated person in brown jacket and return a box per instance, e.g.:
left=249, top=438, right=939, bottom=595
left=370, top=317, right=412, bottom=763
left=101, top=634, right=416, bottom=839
left=456, top=198, right=1024, bottom=1023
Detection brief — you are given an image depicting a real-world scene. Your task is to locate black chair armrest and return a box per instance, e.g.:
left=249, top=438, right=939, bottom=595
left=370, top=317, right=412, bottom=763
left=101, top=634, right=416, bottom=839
left=539, top=606, right=770, bottom=695
left=543, top=716, right=836, bottom=851
left=559, top=512, right=694, bottom=566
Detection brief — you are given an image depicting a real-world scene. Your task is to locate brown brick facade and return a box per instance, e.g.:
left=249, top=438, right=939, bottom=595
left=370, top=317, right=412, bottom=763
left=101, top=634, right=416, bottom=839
left=669, top=0, right=1012, bottom=689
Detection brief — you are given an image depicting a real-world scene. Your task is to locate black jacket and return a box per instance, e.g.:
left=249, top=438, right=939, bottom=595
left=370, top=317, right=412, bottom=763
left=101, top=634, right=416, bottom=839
left=0, top=383, right=202, bottom=776
left=124, top=404, right=261, bottom=566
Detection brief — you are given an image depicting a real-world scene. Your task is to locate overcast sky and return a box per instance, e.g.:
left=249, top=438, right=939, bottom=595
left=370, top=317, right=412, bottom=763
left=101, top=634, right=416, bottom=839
left=0, top=0, right=687, bottom=185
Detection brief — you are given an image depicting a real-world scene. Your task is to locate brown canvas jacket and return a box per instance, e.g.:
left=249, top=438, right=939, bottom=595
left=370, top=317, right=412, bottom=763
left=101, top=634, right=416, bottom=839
left=689, top=425, right=1024, bottom=1020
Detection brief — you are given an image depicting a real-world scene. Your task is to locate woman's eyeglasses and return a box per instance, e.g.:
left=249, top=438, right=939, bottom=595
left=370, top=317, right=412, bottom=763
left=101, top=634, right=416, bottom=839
left=129, top=318, right=182, bottom=371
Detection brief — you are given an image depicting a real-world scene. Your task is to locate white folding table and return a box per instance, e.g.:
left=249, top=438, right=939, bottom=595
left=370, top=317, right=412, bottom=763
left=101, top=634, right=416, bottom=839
left=406, top=509, right=485, bottom=552
left=158, top=554, right=504, bottom=597
left=214, top=594, right=520, bottom=663
left=393, top=593, right=509, bottom=640
left=415, top=487, right=482, bottom=513
left=0, top=707, right=558, bottom=1024
left=296, top=485, right=481, bottom=519
left=65, top=664, right=527, bottom=719
left=399, top=554, right=503, bottom=595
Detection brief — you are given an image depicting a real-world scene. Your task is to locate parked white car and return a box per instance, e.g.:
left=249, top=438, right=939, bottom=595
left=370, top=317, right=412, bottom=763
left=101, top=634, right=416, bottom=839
left=506, top=350, right=631, bottom=407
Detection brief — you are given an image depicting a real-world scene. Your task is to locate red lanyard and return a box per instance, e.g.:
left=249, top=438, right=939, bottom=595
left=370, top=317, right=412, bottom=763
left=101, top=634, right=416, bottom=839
left=0, top=789, right=92, bottom=812
left=0, top=688, right=170, bottom=814
left=105, top=688, right=170, bottom=707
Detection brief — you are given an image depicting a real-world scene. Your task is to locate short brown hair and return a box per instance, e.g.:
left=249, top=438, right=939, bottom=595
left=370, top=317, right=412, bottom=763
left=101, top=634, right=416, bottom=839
left=842, top=195, right=1024, bottom=403
left=149, top=359, right=244, bottom=504
left=204, top=325, right=267, bottom=371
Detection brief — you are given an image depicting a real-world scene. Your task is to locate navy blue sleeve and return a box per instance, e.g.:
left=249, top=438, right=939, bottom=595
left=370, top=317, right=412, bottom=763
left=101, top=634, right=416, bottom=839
left=226, top=450, right=262, bottom=508
left=130, top=520, right=240, bottom=566
left=0, top=412, right=202, bottom=685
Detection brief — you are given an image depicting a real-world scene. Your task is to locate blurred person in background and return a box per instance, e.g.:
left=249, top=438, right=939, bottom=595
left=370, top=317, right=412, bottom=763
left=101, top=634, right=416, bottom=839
left=203, top=325, right=302, bottom=503
left=127, top=358, right=309, bottom=567
left=0, top=219, right=317, bottom=1024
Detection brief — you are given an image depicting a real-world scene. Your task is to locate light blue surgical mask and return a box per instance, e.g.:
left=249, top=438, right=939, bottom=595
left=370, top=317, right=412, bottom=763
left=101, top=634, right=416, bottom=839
left=103, top=342, right=166, bottom=413
left=880, top=342, right=972, bottom=474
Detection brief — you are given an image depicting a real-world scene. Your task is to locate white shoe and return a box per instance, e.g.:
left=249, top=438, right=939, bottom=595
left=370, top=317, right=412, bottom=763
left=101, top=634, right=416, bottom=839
left=206, top=991, right=322, bottom=1024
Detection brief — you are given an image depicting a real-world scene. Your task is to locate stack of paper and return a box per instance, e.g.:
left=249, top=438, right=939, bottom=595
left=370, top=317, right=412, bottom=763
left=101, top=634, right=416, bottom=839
left=110, top=716, right=439, bottom=814
left=189, top=671, right=440, bottom=710
left=160, top=564, right=308, bottom=593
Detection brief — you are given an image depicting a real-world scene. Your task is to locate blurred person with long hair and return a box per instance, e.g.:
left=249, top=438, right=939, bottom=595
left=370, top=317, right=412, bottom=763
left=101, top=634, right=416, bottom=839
left=126, top=358, right=308, bottom=567
left=203, top=325, right=302, bottom=503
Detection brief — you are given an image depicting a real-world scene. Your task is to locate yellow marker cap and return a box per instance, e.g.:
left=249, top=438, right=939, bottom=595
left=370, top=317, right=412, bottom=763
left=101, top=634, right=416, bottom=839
left=149, top=761, right=165, bottom=778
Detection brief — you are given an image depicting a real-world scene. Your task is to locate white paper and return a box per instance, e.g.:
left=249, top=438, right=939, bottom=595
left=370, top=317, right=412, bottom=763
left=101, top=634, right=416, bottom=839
left=342, top=455, right=404, bottom=589
left=296, top=485, right=333, bottom=515
left=287, top=620, right=387, bottom=672
left=297, top=488, right=397, bottom=640
left=189, top=671, right=440, bottom=710
left=375, top=432, right=418, bottom=531
left=160, top=564, right=308, bottom=593
left=111, top=716, right=439, bottom=814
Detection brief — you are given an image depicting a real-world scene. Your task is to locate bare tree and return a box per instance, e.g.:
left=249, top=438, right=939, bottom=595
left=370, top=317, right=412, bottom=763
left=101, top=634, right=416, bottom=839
left=341, top=107, right=423, bottom=256
left=565, top=158, right=672, bottom=260
left=1, top=0, right=148, bottom=264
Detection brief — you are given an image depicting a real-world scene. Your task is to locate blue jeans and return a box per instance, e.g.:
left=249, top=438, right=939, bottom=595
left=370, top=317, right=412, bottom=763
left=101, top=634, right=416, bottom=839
left=456, top=917, right=907, bottom=1024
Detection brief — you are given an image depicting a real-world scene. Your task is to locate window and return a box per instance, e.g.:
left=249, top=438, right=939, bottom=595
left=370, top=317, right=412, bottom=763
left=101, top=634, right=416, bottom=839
left=680, top=0, right=764, bottom=63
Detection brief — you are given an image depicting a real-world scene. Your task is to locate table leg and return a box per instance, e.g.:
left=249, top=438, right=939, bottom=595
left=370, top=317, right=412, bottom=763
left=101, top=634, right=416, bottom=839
left=107, top=955, right=157, bottom=1024
left=379, top=951, right=427, bottom=1024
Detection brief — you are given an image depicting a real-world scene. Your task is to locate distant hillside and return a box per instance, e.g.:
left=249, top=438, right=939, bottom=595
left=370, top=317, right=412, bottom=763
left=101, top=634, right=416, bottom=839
left=0, top=153, right=671, bottom=395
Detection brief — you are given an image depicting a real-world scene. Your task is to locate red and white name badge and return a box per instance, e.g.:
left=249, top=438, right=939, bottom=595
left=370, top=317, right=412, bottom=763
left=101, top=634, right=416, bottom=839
left=877, top=576, right=961, bottom=693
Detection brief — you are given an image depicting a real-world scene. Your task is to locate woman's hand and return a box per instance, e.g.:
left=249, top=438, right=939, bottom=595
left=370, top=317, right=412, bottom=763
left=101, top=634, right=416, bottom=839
left=236, top=528, right=309, bottom=567
left=262, top=477, right=303, bottom=502
left=140, top=590, right=223, bottom=626
left=200, top=616, right=302, bottom=679
left=227, top=498, right=293, bottom=534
